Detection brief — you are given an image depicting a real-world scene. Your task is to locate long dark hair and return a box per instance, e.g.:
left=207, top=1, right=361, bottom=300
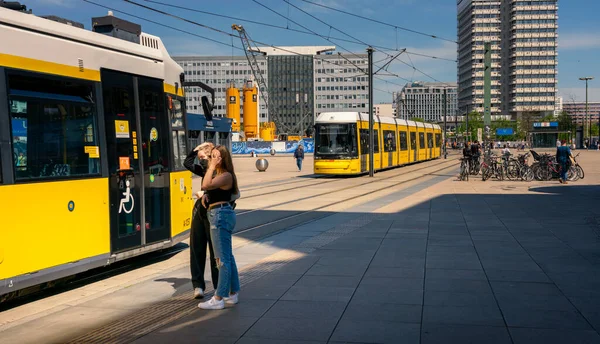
left=215, top=145, right=239, bottom=194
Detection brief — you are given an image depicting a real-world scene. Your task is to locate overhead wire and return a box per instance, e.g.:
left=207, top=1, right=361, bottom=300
left=135, top=0, right=456, bottom=62
left=82, top=0, right=244, bottom=51
left=298, top=0, right=458, bottom=44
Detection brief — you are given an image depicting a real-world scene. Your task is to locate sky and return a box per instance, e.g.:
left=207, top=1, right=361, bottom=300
left=23, top=0, right=600, bottom=104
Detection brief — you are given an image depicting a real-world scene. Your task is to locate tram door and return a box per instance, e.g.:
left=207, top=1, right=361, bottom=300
left=410, top=132, right=417, bottom=162
left=102, top=70, right=171, bottom=253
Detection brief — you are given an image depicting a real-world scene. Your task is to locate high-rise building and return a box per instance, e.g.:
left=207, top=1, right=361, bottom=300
left=175, top=47, right=368, bottom=135
left=457, top=0, right=557, bottom=119
left=314, top=53, right=369, bottom=119
left=396, top=81, right=458, bottom=122
left=175, top=56, right=268, bottom=120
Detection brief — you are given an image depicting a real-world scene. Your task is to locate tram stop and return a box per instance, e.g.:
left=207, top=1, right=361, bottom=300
left=187, top=114, right=232, bottom=150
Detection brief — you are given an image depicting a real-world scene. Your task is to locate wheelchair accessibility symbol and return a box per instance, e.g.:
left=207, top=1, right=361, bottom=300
left=119, top=180, right=135, bottom=214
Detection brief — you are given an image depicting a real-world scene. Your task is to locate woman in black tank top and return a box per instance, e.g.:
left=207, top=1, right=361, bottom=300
left=198, top=146, right=241, bottom=310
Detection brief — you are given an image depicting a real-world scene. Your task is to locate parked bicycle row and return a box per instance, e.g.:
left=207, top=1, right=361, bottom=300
left=458, top=141, right=584, bottom=183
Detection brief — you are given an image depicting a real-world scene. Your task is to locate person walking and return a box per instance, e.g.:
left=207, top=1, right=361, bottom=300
left=294, top=144, right=305, bottom=171
left=556, top=140, right=573, bottom=184
left=184, top=143, right=219, bottom=299
left=198, top=146, right=240, bottom=310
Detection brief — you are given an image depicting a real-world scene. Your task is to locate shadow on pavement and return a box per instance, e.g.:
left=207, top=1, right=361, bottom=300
left=62, top=183, right=600, bottom=344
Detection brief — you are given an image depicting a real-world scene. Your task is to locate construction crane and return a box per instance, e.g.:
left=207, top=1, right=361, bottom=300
left=232, top=24, right=293, bottom=137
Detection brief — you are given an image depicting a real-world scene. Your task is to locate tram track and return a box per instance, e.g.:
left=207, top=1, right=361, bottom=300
left=1, top=157, right=458, bottom=308
left=236, top=158, right=456, bottom=215
left=232, top=159, right=459, bottom=241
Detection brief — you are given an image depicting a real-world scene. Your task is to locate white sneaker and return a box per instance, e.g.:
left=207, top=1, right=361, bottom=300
left=193, top=288, right=204, bottom=299
left=198, top=296, right=224, bottom=310
left=223, top=293, right=239, bottom=305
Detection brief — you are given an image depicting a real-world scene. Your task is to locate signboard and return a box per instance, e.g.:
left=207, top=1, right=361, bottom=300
left=496, top=128, right=514, bottom=136
left=477, top=128, right=482, bottom=142
left=533, top=122, right=558, bottom=128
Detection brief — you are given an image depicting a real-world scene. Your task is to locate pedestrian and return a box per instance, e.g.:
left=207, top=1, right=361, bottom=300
left=556, top=140, right=573, bottom=184
left=502, top=144, right=511, bottom=156
left=556, top=138, right=561, bottom=148
left=184, top=142, right=219, bottom=299
left=294, top=144, right=305, bottom=171
left=198, top=145, right=240, bottom=310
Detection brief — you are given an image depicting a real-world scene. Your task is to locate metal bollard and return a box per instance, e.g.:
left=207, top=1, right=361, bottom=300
left=256, top=158, right=269, bottom=172
left=270, top=149, right=276, bottom=156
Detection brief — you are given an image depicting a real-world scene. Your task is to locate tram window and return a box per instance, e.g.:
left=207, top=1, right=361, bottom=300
left=7, top=73, right=100, bottom=181
left=436, top=133, right=442, bottom=147
left=359, top=129, right=379, bottom=154
left=427, top=133, right=433, bottom=148
left=419, top=133, right=425, bottom=149
left=315, top=124, right=357, bottom=157
left=399, top=131, right=408, bottom=151
left=169, top=97, right=186, bottom=170
left=383, top=130, right=396, bottom=152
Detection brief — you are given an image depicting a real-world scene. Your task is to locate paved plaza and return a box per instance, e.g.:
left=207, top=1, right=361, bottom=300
left=1, top=151, right=600, bottom=343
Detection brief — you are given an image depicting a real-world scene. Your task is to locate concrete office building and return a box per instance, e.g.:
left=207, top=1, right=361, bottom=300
left=457, top=0, right=558, bottom=119
left=175, top=56, right=268, bottom=120
left=176, top=47, right=369, bottom=135
left=563, top=101, right=600, bottom=125
left=373, top=103, right=396, bottom=117
left=396, top=81, right=459, bottom=122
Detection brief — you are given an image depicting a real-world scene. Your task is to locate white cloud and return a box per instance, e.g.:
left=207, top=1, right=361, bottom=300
left=559, top=33, right=600, bottom=50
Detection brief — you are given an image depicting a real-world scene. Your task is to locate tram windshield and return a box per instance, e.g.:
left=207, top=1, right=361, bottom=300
left=315, top=123, right=358, bottom=158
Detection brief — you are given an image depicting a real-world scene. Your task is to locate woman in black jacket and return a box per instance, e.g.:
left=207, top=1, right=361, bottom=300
left=184, top=142, right=219, bottom=299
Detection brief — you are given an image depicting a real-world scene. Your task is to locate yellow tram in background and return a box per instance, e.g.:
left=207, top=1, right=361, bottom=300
left=314, top=112, right=442, bottom=175
left=0, top=7, right=193, bottom=299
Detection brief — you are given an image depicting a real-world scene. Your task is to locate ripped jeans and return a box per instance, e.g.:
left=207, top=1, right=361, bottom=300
left=208, top=204, right=240, bottom=298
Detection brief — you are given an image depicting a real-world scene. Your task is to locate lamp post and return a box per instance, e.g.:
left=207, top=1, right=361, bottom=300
left=579, top=77, right=594, bottom=148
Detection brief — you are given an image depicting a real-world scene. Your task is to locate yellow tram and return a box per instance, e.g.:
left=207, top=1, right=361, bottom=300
left=314, top=112, right=442, bottom=175
left=0, top=7, right=193, bottom=298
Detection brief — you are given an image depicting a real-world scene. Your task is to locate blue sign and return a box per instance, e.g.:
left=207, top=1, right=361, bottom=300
left=496, top=128, right=514, bottom=136
left=12, top=119, right=27, bottom=136
left=533, top=122, right=558, bottom=128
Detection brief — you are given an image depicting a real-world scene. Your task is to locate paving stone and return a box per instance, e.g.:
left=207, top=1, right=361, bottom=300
left=304, top=263, right=368, bottom=277
left=494, top=292, right=575, bottom=311
left=501, top=307, right=592, bottom=330
left=484, top=269, right=551, bottom=283
left=244, top=317, right=338, bottom=341
left=490, top=281, right=563, bottom=295
left=421, top=324, right=512, bottom=344
left=270, top=256, right=320, bottom=275
left=343, top=301, right=422, bottom=323
left=237, top=339, right=324, bottom=344
left=509, top=328, right=600, bottom=344
left=263, top=300, right=346, bottom=320
left=360, top=277, right=424, bottom=291
left=424, top=278, right=493, bottom=294
left=426, top=258, right=482, bottom=270
left=352, top=285, right=423, bottom=305
left=425, top=268, right=487, bottom=280
left=330, top=319, right=420, bottom=344
left=364, top=267, right=425, bottom=279
left=281, top=286, right=355, bottom=302
left=294, top=275, right=361, bottom=288
left=424, top=291, right=498, bottom=308
left=422, top=305, right=505, bottom=326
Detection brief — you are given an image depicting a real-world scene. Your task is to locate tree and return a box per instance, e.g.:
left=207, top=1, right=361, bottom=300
left=492, top=119, right=517, bottom=141
left=557, top=111, right=574, bottom=141
left=410, top=117, right=425, bottom=123
left=456, top=111, right=483, bottom=141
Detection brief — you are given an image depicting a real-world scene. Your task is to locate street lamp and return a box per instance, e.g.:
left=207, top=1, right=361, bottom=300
left=579, top=77, right=594, bottom=148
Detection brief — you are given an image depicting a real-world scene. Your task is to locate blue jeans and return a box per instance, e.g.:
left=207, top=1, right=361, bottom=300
left=559, top=161, right=568, bottom=181
left=208, top=204, right=240, bottom=298
left=296, top=158, right=303, bottom=171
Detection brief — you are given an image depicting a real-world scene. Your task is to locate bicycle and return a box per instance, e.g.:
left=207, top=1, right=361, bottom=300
left=459, top=157, right=470, bottom=181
